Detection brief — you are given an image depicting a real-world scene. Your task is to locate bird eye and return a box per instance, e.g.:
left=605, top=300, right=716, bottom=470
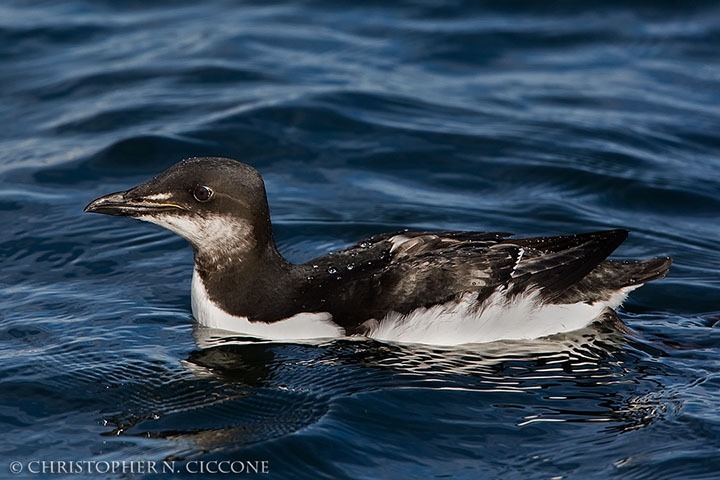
left=192, top=185, right=213, bottom=202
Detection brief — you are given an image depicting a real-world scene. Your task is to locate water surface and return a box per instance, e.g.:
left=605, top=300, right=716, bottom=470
left=1, top=1, right=719, bottom=478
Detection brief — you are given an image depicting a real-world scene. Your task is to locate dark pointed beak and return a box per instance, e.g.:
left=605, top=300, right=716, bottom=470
left=84, top=190, right=186, bottom=216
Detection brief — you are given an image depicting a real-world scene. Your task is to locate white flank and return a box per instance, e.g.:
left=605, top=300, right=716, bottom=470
left=191, top=270, right=344, bottom=340
left=367, top=285, right=640, bottom=346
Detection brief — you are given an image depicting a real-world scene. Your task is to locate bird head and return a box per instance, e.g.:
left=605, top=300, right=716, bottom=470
left=84, top=157, right=272, bottom=258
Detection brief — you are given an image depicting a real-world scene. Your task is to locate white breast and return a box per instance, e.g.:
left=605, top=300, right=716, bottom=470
left=190, top=270, right=344, bottom=340
left=191, top=268, right=638, bottom=345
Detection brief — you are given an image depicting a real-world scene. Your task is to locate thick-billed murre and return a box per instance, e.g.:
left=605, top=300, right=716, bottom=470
left=84, top=157, right=671, bottom=345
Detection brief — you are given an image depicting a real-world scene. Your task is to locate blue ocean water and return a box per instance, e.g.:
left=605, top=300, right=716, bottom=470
left=1, top=1, right=719, bottom=478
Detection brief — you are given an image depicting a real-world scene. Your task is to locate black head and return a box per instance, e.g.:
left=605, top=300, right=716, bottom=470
left=84, top=157, right=274, bottom=257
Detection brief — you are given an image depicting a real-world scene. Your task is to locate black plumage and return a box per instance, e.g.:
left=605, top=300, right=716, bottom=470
left=85, top=157, right=671, bottom=337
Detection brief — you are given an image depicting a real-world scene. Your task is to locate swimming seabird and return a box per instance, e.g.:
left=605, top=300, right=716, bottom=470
left=84, top=157, right=671, bottom=345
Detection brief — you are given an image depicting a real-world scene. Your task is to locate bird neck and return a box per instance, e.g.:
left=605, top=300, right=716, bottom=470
left=191, top=227, right=296, bottom=322
left=191, top=209, right=291, bottom=273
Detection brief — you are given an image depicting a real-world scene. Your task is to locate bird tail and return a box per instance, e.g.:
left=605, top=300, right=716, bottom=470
left=556, top=256, right=672, bottom=304
left=607, top=257, right=673, bottom=287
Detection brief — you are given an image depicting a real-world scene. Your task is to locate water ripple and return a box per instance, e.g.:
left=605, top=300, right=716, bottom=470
left=1, top=0, right=719, bottom=478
